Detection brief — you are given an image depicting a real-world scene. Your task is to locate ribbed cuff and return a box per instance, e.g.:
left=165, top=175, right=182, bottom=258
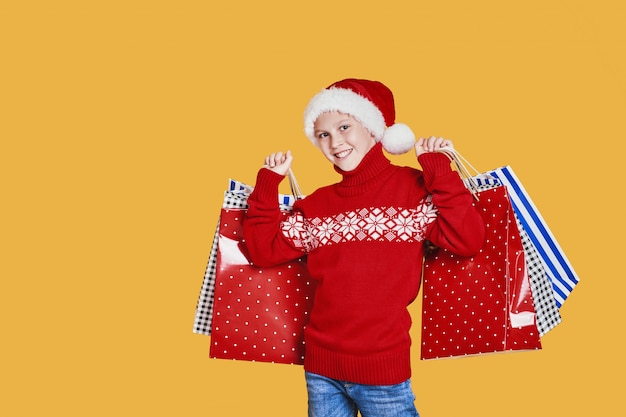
left=418, top=152, right=453, bottom=189
left=251, top=168, right=286, bottom=205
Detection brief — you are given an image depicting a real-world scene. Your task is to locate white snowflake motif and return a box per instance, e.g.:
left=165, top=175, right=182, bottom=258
left=392, top=209, right=418, bottom=241
left=312, top=217, right=336, bottom=245
left=301, top=234, right=319, bottom=252
left=363, top=208, right=389, bottom=240
left=414, top=196, right=438, bottom=229
left=337, top=211, right=360, bottom=241
left=281, top=214, right=307, bottom=239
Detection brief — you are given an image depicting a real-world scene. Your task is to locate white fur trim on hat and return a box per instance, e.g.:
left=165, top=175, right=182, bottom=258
left=303, top=87, right=386, bottom=143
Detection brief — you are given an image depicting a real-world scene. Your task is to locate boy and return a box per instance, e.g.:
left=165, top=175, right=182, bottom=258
left=242, top=79, right=484, bottom=417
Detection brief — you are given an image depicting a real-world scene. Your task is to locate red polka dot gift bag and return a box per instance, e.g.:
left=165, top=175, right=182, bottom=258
left=195, top=173, right=317, bottom=365
left=421, top=185, right=542, bottom=359
left=420, top=149, right=542, bottom=360
left=209, top=207, right=317, bottom=364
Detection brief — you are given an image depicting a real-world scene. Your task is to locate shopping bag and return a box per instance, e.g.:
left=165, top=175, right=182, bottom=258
left=472, top=179, right=562, bottom=337
left=489, top=166, right=579, bottom=308
left=421, top=182, right=542, bottom=359
left=209, top=207, right=317, bottom=364
left=445, top=150, right=563, bottom=336
left=203, top=172, right=317, bottom=365
left=192, top=179, right=303, bottom=336
left=193, top=185, right=253, bottom=336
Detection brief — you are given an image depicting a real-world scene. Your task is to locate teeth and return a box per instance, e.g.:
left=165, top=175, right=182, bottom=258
left=335, top=149, right=352, bottom=158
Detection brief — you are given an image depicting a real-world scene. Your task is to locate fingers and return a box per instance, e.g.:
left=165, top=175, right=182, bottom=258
left=415, top=136, right=454, bottom=156
left=265, top=152, right=283, bottom=168
left=263, top=150, right=293, bottom=176
left=265, top=151, right=292, bottom=168
left=441, top=139, right=454, bottom=148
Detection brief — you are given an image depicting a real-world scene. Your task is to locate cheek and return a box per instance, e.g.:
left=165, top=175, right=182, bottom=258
left=318, top=143, right=335, bottom=160
left=357, top=135, right=376, bottom=152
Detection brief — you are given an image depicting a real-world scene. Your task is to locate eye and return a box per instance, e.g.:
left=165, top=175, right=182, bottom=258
left=317, top=132, right=329, bottom=139
left=340, top=124, right=350, bottom=131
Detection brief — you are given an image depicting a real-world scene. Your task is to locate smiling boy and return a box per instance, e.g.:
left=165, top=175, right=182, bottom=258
left=243, top=79, right=484, bottom=417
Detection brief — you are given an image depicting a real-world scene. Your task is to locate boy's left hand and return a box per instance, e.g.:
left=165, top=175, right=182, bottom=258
left=415, top=136, right=453, bottom=156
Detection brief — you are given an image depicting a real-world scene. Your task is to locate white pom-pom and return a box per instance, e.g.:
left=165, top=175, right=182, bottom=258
left=381, top=123, right=416, bottom=155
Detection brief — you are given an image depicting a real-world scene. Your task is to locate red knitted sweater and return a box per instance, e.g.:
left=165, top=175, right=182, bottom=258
left=243, top=143, right=484, bottom=385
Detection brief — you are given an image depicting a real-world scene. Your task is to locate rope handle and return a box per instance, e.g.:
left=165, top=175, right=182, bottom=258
left=287, top=168, right=304, bottom=200
left=436, top=146, right=485, bottom=200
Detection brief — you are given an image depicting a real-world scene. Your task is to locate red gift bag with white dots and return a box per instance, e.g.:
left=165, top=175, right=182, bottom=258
left=421, top=185, right=542, bottom=360
left=209, top=208, right=317, bottom=365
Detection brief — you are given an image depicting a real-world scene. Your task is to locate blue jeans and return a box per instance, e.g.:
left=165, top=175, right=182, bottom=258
left=305, top=372, right=420, bottom=417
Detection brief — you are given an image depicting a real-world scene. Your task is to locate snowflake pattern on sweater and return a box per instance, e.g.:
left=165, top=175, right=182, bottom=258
left=280, top=195, right=438, bottom=251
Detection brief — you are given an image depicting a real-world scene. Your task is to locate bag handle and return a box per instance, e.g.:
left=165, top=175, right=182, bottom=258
left=436, top=146, right=482, bottom=200
left=287, top=168, right=304, bottom=200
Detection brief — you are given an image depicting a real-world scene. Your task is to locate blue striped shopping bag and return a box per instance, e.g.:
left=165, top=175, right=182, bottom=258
left=489, top=166, right=579, bottom=308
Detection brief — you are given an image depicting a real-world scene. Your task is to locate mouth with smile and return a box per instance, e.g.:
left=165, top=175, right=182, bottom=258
left=334, top=149, right=353, bottom=159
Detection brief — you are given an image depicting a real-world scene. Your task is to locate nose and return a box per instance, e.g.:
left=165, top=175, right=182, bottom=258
left=329, top=132, right=344, bottom=148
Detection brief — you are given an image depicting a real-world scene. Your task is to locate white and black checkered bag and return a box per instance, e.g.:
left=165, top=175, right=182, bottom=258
left=192, top=177, right=301, bottom=336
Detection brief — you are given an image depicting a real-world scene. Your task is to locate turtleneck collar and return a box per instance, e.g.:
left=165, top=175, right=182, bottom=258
left=334, top=143, right=393, bottom=196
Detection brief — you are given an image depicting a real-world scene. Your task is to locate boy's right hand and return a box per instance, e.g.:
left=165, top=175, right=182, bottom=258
left=263, top=150, right=293, bottom=176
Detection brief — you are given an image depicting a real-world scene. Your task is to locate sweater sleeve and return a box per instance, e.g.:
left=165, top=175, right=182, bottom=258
left=242, top=168, right=308, bottom=267
left=419, top=152, right=485, bottom=256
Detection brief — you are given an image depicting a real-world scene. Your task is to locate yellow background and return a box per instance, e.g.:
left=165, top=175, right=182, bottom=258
left=1, top=1, right=624, bottom=416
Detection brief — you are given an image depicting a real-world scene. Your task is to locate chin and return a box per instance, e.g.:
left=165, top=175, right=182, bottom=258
left=336, top=161, right=359, bottom=172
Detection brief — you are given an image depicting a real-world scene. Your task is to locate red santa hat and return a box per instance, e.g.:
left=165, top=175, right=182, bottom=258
left=303, top=78, right=416, bottom=155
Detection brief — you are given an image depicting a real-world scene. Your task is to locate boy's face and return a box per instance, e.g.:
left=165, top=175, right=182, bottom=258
left=313, top=111, right=377, bottom=172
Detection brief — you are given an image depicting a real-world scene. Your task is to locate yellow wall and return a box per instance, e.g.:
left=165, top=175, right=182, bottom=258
left=2, top=1, right=624, bottom=415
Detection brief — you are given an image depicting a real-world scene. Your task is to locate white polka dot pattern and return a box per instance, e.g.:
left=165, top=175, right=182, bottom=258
left=209, top=209, right=317, bottom=365
left=420, top=186, right=542, bottom=360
